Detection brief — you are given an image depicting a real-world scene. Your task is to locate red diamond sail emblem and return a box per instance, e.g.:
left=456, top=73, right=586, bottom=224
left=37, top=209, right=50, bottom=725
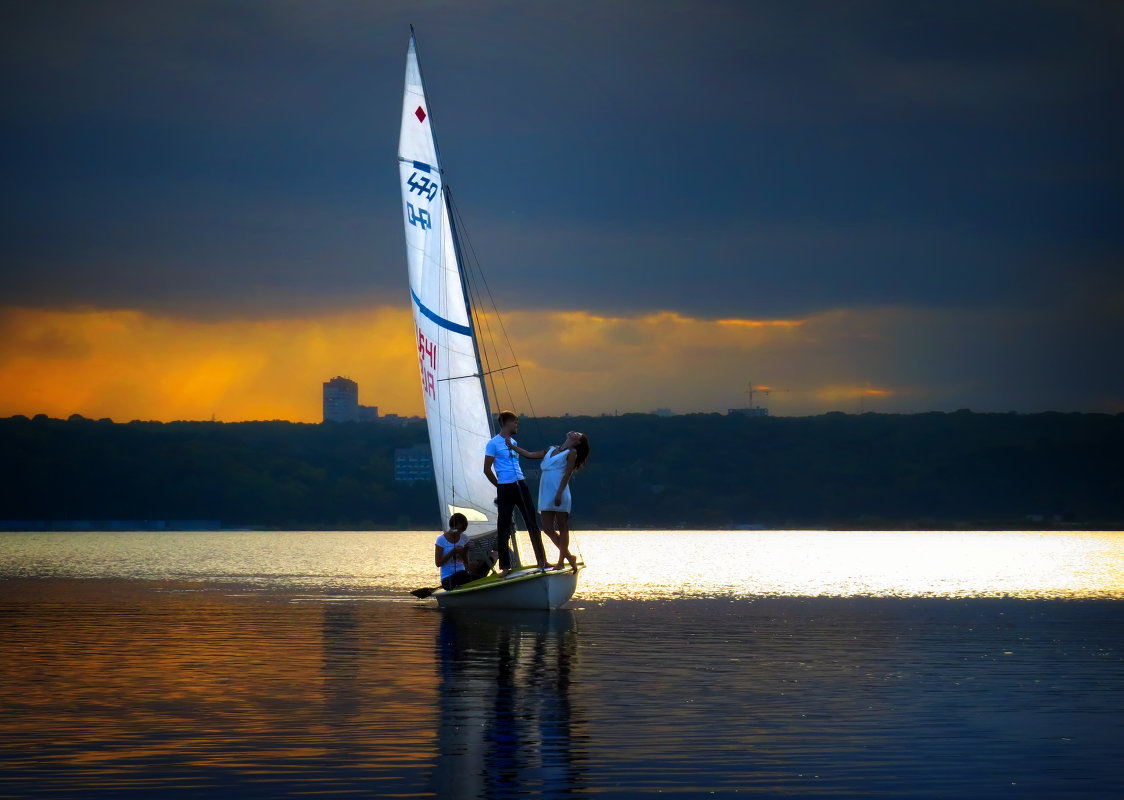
left=415, top=106, right=426, bottom=123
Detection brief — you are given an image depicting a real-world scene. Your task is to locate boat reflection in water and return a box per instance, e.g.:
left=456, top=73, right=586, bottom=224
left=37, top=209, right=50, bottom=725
left=433, top=610, right=583, bottom=798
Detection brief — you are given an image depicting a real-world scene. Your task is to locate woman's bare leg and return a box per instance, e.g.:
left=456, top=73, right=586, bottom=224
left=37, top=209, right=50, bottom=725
left=554, top=511, right=577, bottom=570
left=540, top=510, right=561, bottom=567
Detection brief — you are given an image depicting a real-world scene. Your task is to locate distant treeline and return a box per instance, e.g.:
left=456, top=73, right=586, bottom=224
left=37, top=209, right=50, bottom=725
left=2, top=411, right=1122, bottom=530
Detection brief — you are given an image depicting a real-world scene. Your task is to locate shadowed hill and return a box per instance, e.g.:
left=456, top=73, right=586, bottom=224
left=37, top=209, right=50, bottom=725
left=2, top=411, right=1121, bottom=530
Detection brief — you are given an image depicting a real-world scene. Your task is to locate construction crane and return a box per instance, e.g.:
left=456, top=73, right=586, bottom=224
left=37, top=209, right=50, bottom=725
left=735, top=381, right=790, bottom=417
left=744, top=382, right=771, bottom=410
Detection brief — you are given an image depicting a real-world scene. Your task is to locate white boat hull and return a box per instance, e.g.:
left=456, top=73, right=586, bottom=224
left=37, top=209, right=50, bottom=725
left=435, top=566, right=578, bottom=610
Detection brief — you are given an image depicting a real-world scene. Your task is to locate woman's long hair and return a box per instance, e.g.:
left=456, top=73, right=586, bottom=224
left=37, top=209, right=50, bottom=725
left=572, top=434, right=590, bottom=471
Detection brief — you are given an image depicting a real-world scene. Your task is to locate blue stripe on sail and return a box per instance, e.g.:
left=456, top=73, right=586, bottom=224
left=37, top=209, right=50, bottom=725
left=412, top=289, right=472, bottom=336
left=413, top=160, right=433, bottom=173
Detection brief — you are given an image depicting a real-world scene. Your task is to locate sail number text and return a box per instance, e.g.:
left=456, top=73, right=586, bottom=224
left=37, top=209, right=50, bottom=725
left=405, top=171, right=438, bottom=230
left=406, top=202, right=432, bottom=231
left=417, top=327, right=438, bottom=400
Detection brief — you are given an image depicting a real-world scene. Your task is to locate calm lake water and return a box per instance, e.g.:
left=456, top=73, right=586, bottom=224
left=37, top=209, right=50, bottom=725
left=1, top=530, right=1123, bottom=798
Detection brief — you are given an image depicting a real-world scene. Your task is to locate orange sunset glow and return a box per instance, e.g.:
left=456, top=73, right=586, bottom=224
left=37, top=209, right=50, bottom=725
left=0, top=304, right=909, bottom=422
left=0, top=307, right=419, bottom=423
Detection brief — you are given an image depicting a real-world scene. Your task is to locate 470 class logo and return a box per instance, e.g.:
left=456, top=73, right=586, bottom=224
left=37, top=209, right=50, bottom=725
left=406, top=171, right=439, bottom=201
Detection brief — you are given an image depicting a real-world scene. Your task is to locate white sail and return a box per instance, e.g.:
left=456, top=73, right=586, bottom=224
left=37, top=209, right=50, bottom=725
left=398, top=32, right=497, bottom=536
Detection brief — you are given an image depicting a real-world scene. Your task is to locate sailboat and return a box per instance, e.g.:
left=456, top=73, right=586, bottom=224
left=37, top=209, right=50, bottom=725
left=398, top=28, right=578, bottom=610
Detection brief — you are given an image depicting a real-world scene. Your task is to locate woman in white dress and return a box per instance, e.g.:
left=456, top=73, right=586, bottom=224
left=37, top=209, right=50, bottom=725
left=508, top=430, right=590, bottom=571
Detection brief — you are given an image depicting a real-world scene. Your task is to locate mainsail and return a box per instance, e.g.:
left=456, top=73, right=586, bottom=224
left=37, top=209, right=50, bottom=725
left=398, top=30, right=497, bottom=537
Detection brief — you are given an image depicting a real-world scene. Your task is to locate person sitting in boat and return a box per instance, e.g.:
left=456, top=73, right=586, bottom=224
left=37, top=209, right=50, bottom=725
left=434, top=513, right=492, bottom=591
left=483, top=410, right=548, bottom=577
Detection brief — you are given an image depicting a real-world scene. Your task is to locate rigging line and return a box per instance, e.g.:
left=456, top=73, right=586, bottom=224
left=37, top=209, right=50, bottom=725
left=463, top=271, right=509, bottom=413
left=475, top=300, right=533, bottom=436
left=443, top=185, right=493, bottom=436
left=480, top=364, right=520, bottom=377
left=451, top=212, right=524, bottom=424
left=465, top=279, right=503, bottom=414
left=448, top=191, right=516, bottom=416
left=471, top=294, right=517, bottom=415
left=444, top=188, right=496, bottom=407
left=445, top=193, right=523, bottom=382
left=468, top=285, right=504, bottom=412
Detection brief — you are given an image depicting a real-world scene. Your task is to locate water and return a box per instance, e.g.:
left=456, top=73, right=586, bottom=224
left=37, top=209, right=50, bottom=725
left=4, top=529, right=1123, bottom=599
left=1, top=530, right=1122, bottom=797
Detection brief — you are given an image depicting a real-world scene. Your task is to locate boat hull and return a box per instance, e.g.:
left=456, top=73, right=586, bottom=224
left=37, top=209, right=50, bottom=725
left=435, top=567, right=578, bottom=610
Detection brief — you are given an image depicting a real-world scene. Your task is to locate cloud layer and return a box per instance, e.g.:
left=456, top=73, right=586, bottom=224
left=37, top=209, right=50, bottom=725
left=1, top=2, right=1121, bottom=415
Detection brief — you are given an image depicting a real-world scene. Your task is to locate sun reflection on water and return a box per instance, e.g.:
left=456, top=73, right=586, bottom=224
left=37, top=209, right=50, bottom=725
left=1, top=529, right=1121, bottom=600
left=573, top=530, right=1124, bottom=601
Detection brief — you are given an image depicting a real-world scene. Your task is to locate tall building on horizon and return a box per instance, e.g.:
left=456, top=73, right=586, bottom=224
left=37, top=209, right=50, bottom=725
left=322, top=376, right=380, bottom=423
left=323, top=376, right=359, bottom=422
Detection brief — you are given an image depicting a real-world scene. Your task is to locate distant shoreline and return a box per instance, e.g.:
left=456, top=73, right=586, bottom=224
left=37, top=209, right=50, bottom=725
left=4, top=412, right=1122, bottom=531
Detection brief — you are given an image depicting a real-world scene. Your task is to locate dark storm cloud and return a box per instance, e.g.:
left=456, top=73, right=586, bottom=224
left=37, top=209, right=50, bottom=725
left=1, top=1, right=1122, bottom=320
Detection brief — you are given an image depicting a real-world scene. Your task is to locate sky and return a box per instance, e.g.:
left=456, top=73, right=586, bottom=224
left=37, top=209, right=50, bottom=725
left=2, top=1, right=1122, bottom=421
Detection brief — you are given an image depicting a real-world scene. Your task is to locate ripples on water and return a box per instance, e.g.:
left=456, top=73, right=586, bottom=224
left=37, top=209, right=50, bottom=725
left=1, top=531, right=1122, bottom=797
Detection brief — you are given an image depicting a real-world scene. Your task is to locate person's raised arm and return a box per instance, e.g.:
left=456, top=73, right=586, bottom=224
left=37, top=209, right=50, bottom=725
left=504, top=437, right=546, bottom=460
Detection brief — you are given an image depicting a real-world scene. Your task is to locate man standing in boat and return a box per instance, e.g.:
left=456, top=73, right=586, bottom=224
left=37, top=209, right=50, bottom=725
left=483, top=411, right=548, bottom=577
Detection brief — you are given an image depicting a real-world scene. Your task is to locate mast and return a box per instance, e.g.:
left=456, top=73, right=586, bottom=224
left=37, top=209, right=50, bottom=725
left=445, top=186, right=495, bottom=435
